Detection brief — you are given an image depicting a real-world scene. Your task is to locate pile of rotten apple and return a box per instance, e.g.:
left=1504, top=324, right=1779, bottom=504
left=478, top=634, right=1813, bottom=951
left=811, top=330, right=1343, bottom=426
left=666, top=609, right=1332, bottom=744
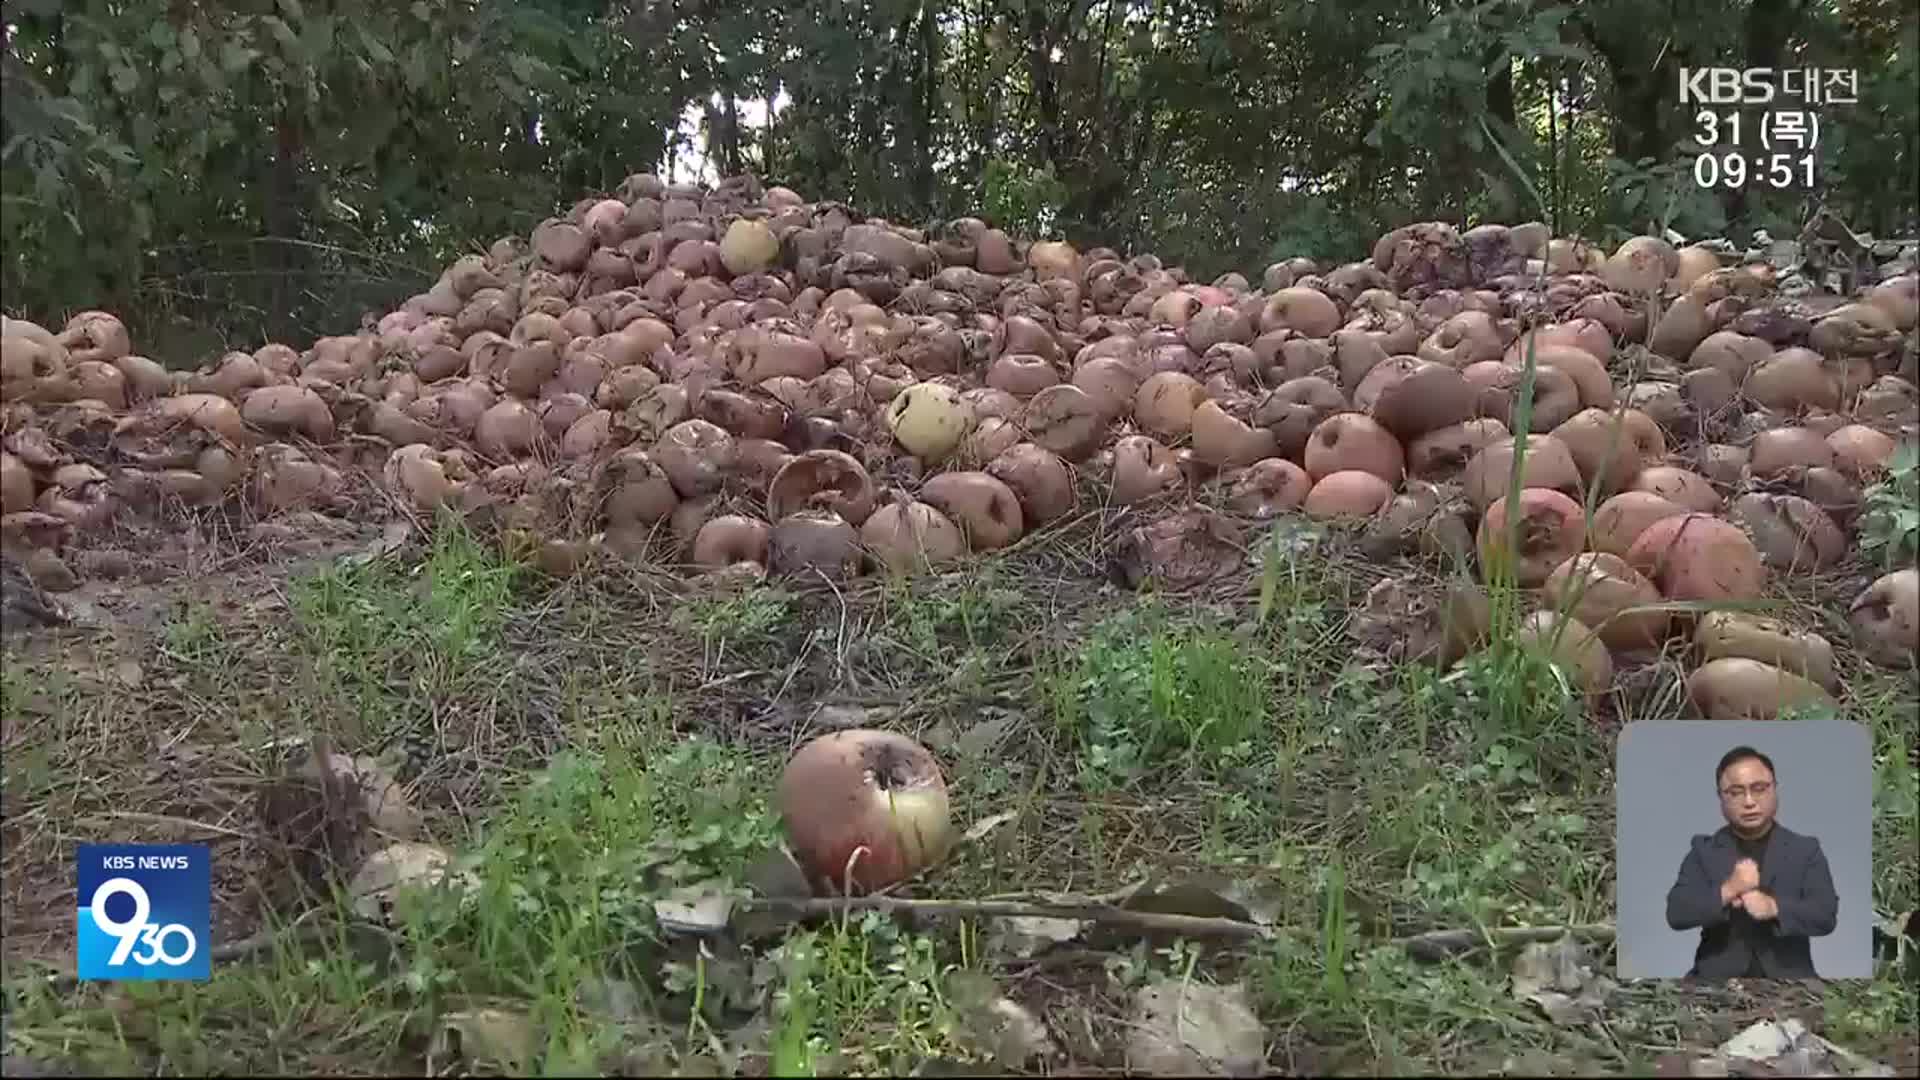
left=3, top=173, right=1918, bottom=701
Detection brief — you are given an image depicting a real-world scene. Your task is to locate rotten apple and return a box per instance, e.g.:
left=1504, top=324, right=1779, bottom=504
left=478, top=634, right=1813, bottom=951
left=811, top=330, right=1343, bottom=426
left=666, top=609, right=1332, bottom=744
left=776, top=728, right=953, bottom=895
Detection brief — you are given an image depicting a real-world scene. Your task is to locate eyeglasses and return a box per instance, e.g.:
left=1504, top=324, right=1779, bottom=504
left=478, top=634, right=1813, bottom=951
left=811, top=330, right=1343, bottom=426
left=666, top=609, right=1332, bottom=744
left=1720, top=781, right=1773, bottom=801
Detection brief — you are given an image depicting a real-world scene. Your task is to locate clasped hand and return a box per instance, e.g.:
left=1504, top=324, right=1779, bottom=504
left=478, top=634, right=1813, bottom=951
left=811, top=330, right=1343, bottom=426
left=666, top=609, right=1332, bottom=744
left=1721, top=857, right=1778, bottom=921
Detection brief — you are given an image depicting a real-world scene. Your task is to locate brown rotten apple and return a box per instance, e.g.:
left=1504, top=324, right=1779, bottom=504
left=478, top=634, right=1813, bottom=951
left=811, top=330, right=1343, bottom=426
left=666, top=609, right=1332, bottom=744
left=777, top=728, right=953, bottom=896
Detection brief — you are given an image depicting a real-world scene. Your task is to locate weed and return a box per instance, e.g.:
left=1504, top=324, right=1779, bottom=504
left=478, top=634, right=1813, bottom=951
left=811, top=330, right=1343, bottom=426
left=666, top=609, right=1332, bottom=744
left=672, top=587, right=795, bottom=656
left=767, top=911, right=973, bottom=1075
left=1824, top=976, right=1920, bottom=1052
left=1050, top=606, right=1269, bottom=790
left=287, top=518, right=520, bottom=757
left=1421, top=645, right=1605, bottom=785
left=876, top=571, right=1023, bottom=689
left=4, top=470, right=1914, bottom=1078
left=1102, top=935, right=1205, bottom=992
left=159, top=602, right=226, bottom=665
left=1320, top=857, right=1353, bottom=1007
left=1255, top=930, right=1549, bottom=1070
left=1858, top=441, right=1919, bottom=571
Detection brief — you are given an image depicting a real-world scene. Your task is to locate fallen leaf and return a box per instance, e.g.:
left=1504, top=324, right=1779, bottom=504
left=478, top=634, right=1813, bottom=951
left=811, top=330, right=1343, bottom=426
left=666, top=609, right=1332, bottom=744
left=744, top=845, right=811, bottom=899
left=347, top=841, right=475, bottom=925
left=1120, top=877, right=1254, bottom=922
left=1527, top=980, right=1615, bottom=1027
left=1710, top=1017, right=1899, bottom=1076
left=1510, top=937, right=1584, bottom=999
left=1218, top=879, right=1284, bottom=927
left=575, top=977, right=646, bottom=1025
left=1112, top=509, right=1245, bottom=590
left=954, top=714, right=1017, bottom=760
left=1509, top=936, right=1613, bottom=1026
left=434, top=1007, right=539, bottom=1071
left=987, top=915, right=1083, bottom=958
left=1713, top=1021, right=1821, bottom=1076
left=945, top=970, right=1058, bottom=1069
left=654, top=882, right=737, bottom=936
left=961, top=810, right=1018, bottom=844
left=1125, top=979, right=1266, bottom=1077
left=734, top=846, right=812, bottom=939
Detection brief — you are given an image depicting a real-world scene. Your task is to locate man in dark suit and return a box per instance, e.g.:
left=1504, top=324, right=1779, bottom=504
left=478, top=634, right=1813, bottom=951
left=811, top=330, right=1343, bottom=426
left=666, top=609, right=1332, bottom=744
left=1665, top=745, right=1839, bottom=979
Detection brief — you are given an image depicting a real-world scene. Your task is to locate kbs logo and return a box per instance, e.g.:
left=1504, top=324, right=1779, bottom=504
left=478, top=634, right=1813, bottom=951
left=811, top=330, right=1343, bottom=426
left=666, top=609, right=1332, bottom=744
left=1679, top=66, right=1859, bottom=106
left=77, top=844, right=211, bottom=981
left=1680, top=67, right=1777, bottom=105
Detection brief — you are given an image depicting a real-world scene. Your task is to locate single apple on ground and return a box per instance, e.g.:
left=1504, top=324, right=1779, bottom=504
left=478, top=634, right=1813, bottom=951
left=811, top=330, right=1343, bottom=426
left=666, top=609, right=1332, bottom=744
left=776, top=728, right=953, bottom=895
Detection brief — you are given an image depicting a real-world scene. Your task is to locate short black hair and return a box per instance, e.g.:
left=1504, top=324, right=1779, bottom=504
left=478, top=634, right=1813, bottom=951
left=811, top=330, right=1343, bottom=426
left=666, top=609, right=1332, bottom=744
left=1716, top=745, right=1775, bottom=786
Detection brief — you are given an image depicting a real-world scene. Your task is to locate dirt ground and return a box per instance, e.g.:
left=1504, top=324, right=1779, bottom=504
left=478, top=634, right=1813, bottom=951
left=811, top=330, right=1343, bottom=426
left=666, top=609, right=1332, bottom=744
left=1, top=503, right=1915, bottom=1077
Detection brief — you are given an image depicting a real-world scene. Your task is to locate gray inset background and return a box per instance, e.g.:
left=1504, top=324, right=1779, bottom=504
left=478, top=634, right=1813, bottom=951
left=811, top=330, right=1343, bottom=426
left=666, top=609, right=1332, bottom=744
left=1616, top=719, right=1873, bottom=980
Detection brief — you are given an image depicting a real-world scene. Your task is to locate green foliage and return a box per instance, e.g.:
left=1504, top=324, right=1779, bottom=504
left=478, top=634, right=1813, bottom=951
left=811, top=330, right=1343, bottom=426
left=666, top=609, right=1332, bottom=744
left=1051, top=607, right=1269, bottom=791
left=1, top=0, right=680, bottom=358
left=670, top=587, right=796, bottom=655
left=767, top=911, right=974, bottom=1075
left=1859, top=442, right=1920, bottom=571
left=2, top=0, right=1915, bottom=353
left=286, top=516, right=521, bottom=756
left=292, top=520, right=519, bottom=674
left=377, top=738, right=778, bottom=1066
left=1597, top=157, right=1729, bottom=243
left=1366, top=2, right=1588, bottom=222
left=1257, top=197, right=1384, bottom=270
left=978, top=158, right=1066, bottom=238
left=1809, top=12, right=1920, bottom=236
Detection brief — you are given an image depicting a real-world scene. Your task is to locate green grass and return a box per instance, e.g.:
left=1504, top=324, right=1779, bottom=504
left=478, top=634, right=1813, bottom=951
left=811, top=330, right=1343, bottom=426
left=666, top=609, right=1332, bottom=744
left=766, top=911, right=983, bottom=1076
left=671, top=587, right=796, bottom=664
left=1256, top=929, right=1559, bottom=1072
left=1049, top=604, right=1272, bottom=791
left=3, top=506, right=1917, bottom=1077
left=287, top=520, right=524, bottom=757
left=1857, top=441, right=1919, bottom=571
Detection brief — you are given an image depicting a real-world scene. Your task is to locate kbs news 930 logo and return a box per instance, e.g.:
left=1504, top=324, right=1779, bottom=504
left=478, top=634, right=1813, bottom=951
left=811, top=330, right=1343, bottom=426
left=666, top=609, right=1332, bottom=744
left=76, top=844, right=211, bottom=981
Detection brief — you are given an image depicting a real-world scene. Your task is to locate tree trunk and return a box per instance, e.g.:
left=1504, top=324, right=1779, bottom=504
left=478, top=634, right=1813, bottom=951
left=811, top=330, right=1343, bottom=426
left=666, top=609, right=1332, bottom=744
left=761, top=92, right=777, bottom=178
left=1608, top=67, right=1670, bottom=167
left=914, top=0, right=939, bottom=217
left=1577, top=17, right=1679, bottom=169
left=266, top=106, right=307, bottom=339
left=720, top=92, right=742, bottom=178
left=1023, top=2, right=1061, bottom=168
left=1486, top=51, right=1515, bottom=127
left=1483, top=51, right=1519, bottom=222
left=1721, top=0, right=1805, bottom=226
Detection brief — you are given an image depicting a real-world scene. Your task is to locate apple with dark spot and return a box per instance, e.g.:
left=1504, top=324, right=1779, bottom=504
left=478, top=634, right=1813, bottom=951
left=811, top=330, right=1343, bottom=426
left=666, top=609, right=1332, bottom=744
left=776, top=728, right=953, bottom=895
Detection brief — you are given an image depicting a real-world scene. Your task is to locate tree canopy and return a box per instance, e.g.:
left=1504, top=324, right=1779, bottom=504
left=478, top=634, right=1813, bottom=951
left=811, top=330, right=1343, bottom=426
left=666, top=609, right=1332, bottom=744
left=3, top=0, right=1915, bottom=361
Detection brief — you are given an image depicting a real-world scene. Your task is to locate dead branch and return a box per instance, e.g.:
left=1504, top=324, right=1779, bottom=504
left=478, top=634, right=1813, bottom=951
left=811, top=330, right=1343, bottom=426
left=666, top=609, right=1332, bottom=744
left=739, top=894, right=1274, bottom=941
left=1397, top=923, right=1617, bottom=962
